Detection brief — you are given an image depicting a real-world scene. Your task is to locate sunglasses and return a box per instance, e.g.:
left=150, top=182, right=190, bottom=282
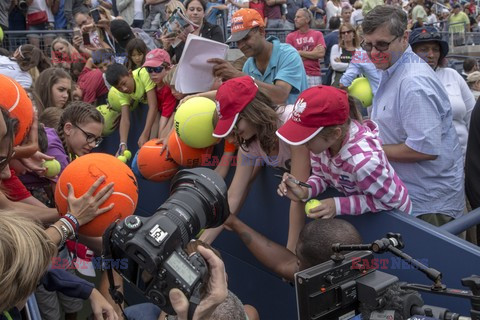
left=146, top=66, right=164, bottom=74
left=74, top=124, right=103, bottom=147
left=361, top=35, right=399, bottom=52
left=340, top=30, right=354, bottom=35
left=417, top=31, right=442, bottom=40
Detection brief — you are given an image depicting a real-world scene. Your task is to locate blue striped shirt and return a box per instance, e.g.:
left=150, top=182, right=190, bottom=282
left=371, top=46, right=464, bottom=218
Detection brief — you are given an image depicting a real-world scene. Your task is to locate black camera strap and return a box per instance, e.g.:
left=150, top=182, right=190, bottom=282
left=102, top=222, right=129, bottom=320
left=187, top=286, right=203, bottom=320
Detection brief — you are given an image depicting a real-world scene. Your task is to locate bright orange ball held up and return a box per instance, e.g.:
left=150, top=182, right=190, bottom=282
left=137, top=139, right=179, bottom=182
left=54, top=153, right=139, bottom=237
left=0, top=75, right=34, bottom=146
left=167, top=131, right=213, bottom=168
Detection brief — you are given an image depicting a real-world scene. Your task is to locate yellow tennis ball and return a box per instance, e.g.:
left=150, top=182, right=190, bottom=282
left=0, top=27, right=4, bottom=42
left=97, top=104, right=120, bottom=136
left=305, top=199, right=321, bottom=215
left=348, top=77, right=373, bottom=107
left=123, top=150, right=132, bottom=160
left=117, top=155, right=127, bottom=163
left=43, top=159, right=61, bottom=178
left=174, top=97, right=218, bottom=148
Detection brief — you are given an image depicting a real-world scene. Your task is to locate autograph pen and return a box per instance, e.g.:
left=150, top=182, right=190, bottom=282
left=274, top=174, right=312, bottom=188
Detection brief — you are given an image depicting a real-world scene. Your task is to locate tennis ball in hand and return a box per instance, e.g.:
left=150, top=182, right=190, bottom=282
left=305, top=199, right=321, bottom=215
left=123, top=150, right=132, bottom=160
left=43, top=159, right=61, bottom=178
left=117, top=155, right=127, bottom=163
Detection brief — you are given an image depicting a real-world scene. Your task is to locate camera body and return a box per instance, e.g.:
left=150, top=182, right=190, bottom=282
left=110, top=215, right=209, bottom=314
left=105, top=168, right=230, bottom=315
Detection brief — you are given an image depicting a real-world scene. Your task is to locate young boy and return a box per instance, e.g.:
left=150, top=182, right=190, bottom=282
left=75, top=48, right=115, bottom=104
left=277, top=86, right=412, bottom=218
left=142, top=49, right=177, bottom=138
left=105, top=62, right=158, bottom=155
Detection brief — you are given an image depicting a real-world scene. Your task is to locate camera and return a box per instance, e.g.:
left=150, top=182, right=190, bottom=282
left=18, top=0, right=28, bottom=10
left=295, top=234, right=480, bottom=320
left=103, top=168, right=230, bottom=315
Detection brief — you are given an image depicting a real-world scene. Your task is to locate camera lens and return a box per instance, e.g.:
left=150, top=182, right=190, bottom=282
left=18, top=0, right=28, bottom=10
left=156, top=167, right=230, bottom=245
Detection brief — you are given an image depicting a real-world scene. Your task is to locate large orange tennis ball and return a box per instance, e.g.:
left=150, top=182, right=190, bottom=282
left=137, top=139, right=179, bottom=182
left=54, top=153, right=138, bottom=237
left=167, top=131, right=213, bottom=168
left=0, top=75, right=34, bottom=146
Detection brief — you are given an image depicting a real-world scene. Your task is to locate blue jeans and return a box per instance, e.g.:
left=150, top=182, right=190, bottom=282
left=124, top=303, right=161, bottom=320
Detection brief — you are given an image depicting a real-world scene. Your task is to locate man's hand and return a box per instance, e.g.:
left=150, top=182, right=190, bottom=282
left=89, top=288, right=119, bottom=320
left=208, top=58, right=244, bottom=80
left=169, top=246, right=228, bottom=320
left=67, top=176, right=115, bottom=226
left=307, top=198, right=336, bottom=219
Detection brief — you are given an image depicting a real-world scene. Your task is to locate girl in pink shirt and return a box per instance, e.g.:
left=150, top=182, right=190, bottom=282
left=277, top=85, right=412, bottom=218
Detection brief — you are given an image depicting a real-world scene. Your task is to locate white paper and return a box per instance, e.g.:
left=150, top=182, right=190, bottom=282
left=175, top=34, right=229, bottom=94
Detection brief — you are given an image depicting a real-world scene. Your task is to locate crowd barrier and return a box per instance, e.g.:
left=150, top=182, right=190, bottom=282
left=89, top=102, right=480, bottom=319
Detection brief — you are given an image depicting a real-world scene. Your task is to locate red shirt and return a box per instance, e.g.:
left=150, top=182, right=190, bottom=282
left=78, top=67, right=109, bottom=104
left=155, top=85, right=177, bottom=117
left=2, top=169, right=31, bottom=201
left=286, top=29, right=326, bottom=76
left=249, top=0, right=265, bottom=19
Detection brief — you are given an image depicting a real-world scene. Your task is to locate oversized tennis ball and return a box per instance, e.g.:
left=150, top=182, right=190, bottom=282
left=96, top=104, right=120, bottom=136
left=123, top=150, right=132, bottom=160
left=43, top=159, right=61, bottom=178
left=305, top=199, right=321, bottom=215
left=348, top=77, right=373, bottom=107
left=167, top=131, right=213, bottom=168
left=137, top=139, right=179, bottom=182
left=54, top=153, right=138, bottom=237
left=117, top=155, right=127, bottom=163
left=0, top=75, right=34, bottom=146
left=174, top=97, right=218, bottom=148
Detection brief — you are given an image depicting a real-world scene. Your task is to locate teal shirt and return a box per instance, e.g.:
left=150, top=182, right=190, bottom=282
left=242, top=36, right=308, bottom=105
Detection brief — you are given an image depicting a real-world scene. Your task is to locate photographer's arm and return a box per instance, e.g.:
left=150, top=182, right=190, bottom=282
left=225, top=215, right=298, bottom=282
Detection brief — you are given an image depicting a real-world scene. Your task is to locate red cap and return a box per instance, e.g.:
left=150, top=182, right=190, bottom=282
left=227, top=9, right=265, bottom=43
left=276, top=86, right=349, bottom=145
left=143, top=48, right=171, bottom=67
left=213, top=76, right=258, bottom=138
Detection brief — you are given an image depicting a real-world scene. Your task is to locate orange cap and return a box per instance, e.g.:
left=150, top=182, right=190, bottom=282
left=227, top=8, right=265, bottom=43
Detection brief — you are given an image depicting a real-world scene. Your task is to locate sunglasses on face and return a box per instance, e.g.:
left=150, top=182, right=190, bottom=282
left=146, top=66, right=164, bottom=74
left=340, top=30, right=354, bottom=35
left=74, top=124, right=103, bottom=147
left=361, top=35, right=399, bottom=52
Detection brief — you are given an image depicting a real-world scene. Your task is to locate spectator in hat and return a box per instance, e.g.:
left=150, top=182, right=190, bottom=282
left=448, top=3, right=470, bottom=39
left=409, top=26, right=474, bottom=160
left=277, top=86, right=411, bottom=217
left=208, top=8, right=308, bottom=105
left=110, top=19, right=156, bottom=55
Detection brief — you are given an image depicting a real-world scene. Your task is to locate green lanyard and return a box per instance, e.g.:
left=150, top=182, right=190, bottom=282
left=2, top=311, right=13, bottom=320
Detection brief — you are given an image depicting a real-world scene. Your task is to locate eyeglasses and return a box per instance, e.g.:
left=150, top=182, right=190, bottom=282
left=361, top=35, right=399, bottom=52
left=340, top=30, right=354, bottom=35
left=0, top=156, right=8, bottom=167
left=146, top=66, right=164, bottom=74
left=74, top=124, right=103, bottom=147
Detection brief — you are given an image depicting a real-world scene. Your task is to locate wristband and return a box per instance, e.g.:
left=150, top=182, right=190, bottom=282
left=59, top=217, right=76, bottom=240
left=119, top=142, right=127, bottom=148
left=224, top=140, right=237, bottom=153
left=65, top=213, right=80, bottom=232
left=50, top=224, right=65, bottom=245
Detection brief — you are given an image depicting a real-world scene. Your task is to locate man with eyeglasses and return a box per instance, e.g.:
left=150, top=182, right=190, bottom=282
left=361, top=5, right=465, bottom=226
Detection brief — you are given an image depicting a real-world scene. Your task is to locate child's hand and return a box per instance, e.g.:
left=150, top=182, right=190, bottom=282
left=307, top=198, right=336, bottom=219
left=156, top=137, right=169, bottom=156
left=138, top=133, right=148, bottom=148
left=277, top=172, right=308, bottom=202
left=115, top=143, right=127, bottom=157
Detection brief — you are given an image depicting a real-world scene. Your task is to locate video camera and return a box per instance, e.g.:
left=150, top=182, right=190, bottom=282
left=295, top=233, right=480, bottom=320
left=102, top=168, right=230, bottom=315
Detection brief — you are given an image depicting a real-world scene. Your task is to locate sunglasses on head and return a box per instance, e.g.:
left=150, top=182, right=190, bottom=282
left=417, top=31, right=442, bottom=40
left=361, top=35, right=399, bottom=52
left=146, top=66, right=164, bottom=73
